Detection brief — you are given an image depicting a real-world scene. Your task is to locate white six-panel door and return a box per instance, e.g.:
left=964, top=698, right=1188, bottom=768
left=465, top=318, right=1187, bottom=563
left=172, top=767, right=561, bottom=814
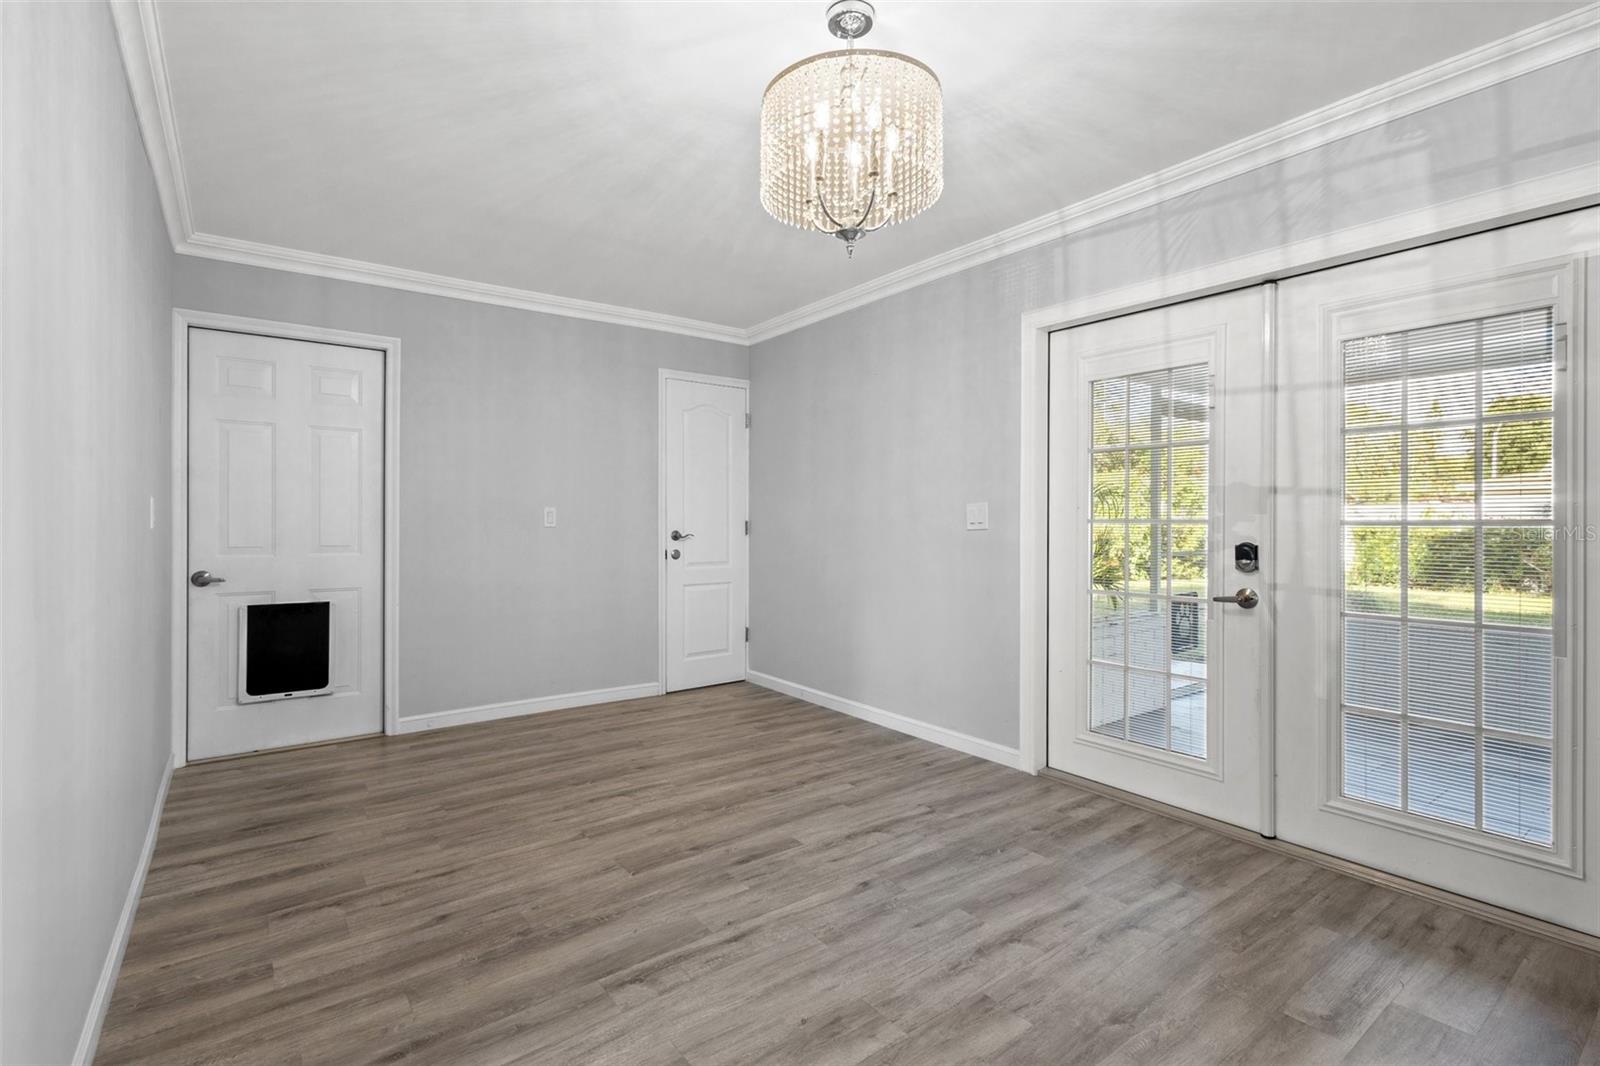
left=1047, top=287, right=1274, bottom=832
left=187, top=327, right=385, bottom=759
left=663, top=375, right=749, bottom=692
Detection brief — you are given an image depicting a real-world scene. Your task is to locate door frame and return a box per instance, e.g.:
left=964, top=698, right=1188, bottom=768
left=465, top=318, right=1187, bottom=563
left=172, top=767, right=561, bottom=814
left=1018, top=185, right=1600, bottom=784
left=657, top=368, right=750, bottom=693
left=170, top=309, right=402, bottom=767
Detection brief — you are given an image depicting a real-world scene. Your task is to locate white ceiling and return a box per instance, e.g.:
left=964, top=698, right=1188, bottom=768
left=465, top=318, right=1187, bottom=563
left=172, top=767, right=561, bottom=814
left=153, top=1, right=1582, bottom=332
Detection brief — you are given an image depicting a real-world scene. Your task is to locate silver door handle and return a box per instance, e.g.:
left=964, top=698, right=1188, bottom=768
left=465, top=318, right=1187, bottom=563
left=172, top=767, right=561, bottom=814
left=1212, top=588, right=1258, bottom=609
left=671, top=530, right=694, bottom=541
left=190, top=569, right=226, bottom=588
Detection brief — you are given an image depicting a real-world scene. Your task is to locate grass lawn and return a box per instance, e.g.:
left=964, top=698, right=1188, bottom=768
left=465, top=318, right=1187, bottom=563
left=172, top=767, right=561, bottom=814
left=1346, top=585, right=1551, bottom=627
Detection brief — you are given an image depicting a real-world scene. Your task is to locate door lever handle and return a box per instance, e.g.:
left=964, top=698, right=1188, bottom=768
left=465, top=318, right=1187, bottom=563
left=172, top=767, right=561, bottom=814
left=1212, top=588, right=1259, bottom=609
left=670, top=530, right=694, bottom=541
left=190, top=569, right=227, bottom=588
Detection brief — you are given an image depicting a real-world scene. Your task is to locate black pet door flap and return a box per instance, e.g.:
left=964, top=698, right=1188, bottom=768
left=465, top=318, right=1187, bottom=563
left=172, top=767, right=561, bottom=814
left=237, top=601, right=333, bottom=703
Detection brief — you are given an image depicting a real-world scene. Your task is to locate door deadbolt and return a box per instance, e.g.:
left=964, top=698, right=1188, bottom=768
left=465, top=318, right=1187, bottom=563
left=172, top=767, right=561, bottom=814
left=670, top=549, right=681, bottom=560
left=1235, top=541, right=1259, bottom=573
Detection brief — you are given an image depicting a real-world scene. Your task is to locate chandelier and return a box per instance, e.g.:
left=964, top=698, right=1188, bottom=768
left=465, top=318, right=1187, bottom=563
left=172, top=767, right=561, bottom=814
left=759, top=1, right=943, bottom=257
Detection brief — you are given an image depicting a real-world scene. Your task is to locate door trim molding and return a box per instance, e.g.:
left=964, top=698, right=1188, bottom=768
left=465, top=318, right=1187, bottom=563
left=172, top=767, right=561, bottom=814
left=170, top=309, right=402, bottom=767
left=657, top=369, right=750, bottom=694
left=1019, top=172, right=1600, bottom=779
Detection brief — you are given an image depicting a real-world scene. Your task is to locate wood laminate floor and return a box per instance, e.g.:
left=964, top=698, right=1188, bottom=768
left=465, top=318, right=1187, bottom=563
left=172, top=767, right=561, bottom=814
left=101, top=683, right=1599, bottom=1066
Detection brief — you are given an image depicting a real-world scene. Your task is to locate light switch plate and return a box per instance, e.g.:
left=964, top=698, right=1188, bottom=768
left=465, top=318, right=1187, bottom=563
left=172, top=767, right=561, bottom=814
left=543, top=506, right=557, bottom=528
left=965, top=502, right=989, bottom=531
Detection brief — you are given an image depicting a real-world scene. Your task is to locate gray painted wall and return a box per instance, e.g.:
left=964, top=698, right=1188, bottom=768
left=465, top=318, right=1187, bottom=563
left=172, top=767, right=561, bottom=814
left=1, top=3, right=176, bottom=1062
left=173, top=259, right=749, bottom=720
left=749, top=53, right=1600, bottom=751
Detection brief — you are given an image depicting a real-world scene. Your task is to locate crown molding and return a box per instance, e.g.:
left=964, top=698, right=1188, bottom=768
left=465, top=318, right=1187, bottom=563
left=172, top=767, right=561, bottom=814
left=107, top=0, right=747, bottom=346
left=111, top=0, right=1599, bottom=349
left=177, top=232, right=751, bottom=345
left=744, top=3, right=1600, bottom=345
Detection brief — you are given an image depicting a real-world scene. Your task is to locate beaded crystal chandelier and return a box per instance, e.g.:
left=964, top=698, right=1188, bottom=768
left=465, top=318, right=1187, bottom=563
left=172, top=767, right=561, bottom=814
left=759, top=1, right=943, bottom=257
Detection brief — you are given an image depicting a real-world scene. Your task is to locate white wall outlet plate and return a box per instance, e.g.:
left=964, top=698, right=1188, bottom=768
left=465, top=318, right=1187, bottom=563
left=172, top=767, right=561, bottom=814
left=966, top=502, right=989, bottom=531
left=543, top=506, right=557, bottom=528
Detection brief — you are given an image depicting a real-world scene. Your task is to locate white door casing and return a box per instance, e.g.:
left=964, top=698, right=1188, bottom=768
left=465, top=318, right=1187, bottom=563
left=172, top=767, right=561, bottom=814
left=662, top=373, right=749, bottom=692
left=1048, top=286, right=1274, bottom=832
left=187, top=327, right=385, bottom=759
left=1275, top=210, right=1600, bottom=934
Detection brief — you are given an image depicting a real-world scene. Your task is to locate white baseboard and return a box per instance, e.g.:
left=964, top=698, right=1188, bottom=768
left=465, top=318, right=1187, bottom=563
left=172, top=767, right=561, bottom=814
left=74, top=752, right=174, bottom=1066
left=747, top=671, right=1026, bottom=771
left=393, top=682, right=663, bottom=734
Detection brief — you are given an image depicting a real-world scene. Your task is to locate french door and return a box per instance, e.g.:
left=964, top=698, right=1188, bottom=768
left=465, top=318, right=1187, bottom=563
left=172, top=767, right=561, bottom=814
left=1046, top=209, right=1599, bottom=933
left=1275, top=211, right=1599, bottom=933
left=1047, top=287, right=1274, bottom=832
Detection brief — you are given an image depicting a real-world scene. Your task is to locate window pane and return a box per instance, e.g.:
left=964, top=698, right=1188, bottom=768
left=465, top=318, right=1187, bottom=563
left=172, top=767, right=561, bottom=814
left=1347, top=378, right=1401, bottom=428
left=1346, top=432, right=1401, bottom=521
left=1483, top=526, right=1553, bottom=628
left=1128, top=448, right=1166, bottom=519
left=1406, top=623, right=1476, bottom=725
left=1482, top=419, right=1552, bottom=520
left=1169, top=524, right=1207, bottom=598
left=1340, top=309, right=1559, bottom=850
left=1407, top=425, right=1477, bottom=522
left=1483, top=629, right=1553, bottom=737
left=1092, top=452, right=1126, bottom=519
left=1406, top=723, right=1476, bottom=828
left=1091, top=594, right=1124, bottom=664
left=1408, top=366, right=1476, bottom=424
left=1170, top=445, right=1207, bottom=518
left=1344, top=713, right=1401, bottom=809
left=1170, top=364, right=1209, bottom=443
left=1091, top=525, right=1126, bottom=592
left=1128, top=524, right=1165, bottom=594
left=1171, top=679, right=1206, bottom=758
left=1169, top=594, right=1205, bottom=679
left=1127, top=671, right=1168, bottom=750
left=1090, top=664, right=1124, bottom=739
left=1344, top=526, right=1400, bottom=615
left=1085, top=366, right=1210, bottom=763
left=1483, top=738, right=1553, bottom=845
left=1345, top=617, right=1400, bottom=713
left=1408, top=526, right=1475, bottom=623
left=1482, top=310, right=1553, bottom=416
left=1093, top=378, right=1127, bottom=447
left=1126, top=596, right=1166, bottom=670
left=1128, top=371, right=1169, bottom=445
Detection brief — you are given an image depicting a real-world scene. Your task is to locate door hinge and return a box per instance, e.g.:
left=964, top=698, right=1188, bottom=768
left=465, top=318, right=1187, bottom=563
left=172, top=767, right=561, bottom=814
left=745, top=412, right=751, bottom=429
left=745, top=519, right=750, bottom=535
left=1554, top=322, right=1569, bottom=371
left=745, top=626, right=750, bottom=642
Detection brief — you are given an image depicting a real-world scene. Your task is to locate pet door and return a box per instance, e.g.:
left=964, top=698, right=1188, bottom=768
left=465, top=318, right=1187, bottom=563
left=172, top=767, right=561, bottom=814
left=237, top=601, right=333, bottom=703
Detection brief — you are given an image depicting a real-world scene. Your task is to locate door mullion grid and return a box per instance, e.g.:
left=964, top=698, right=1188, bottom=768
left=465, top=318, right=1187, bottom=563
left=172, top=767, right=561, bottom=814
left=1397, top=330, right=1410, bottom=816
left=1121, top=413, right=1131, bottom=742
left=1164, top=372, right=1175, bottom=753
left=1473, top=319, right=1487, bottom=833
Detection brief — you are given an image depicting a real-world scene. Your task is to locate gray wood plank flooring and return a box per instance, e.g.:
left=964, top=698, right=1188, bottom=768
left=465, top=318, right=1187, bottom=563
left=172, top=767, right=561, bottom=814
left=99, top=682, right=1599, bottom=1065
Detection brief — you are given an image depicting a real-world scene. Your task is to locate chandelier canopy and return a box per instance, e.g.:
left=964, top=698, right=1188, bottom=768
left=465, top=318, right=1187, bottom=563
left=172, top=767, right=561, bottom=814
left=759, top=1, right=943, bottom=257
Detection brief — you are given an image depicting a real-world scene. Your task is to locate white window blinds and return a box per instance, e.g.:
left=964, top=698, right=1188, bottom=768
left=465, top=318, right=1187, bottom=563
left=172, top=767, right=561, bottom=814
left=1340, top=308, right=1556, bottom=846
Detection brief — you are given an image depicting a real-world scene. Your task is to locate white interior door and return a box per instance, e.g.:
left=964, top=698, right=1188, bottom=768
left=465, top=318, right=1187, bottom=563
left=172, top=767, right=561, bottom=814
left=187, top=327, right=385, bottom=759
left=1048, top=287, right=1274, bottom=831
left=1275, top=210, right=1600, bottom=933
left=663, top=375, right=748, bottom=692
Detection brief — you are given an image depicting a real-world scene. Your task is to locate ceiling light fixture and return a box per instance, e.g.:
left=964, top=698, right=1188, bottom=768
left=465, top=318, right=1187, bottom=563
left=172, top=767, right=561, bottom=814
left=759, top=0, right=943, bottom=258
